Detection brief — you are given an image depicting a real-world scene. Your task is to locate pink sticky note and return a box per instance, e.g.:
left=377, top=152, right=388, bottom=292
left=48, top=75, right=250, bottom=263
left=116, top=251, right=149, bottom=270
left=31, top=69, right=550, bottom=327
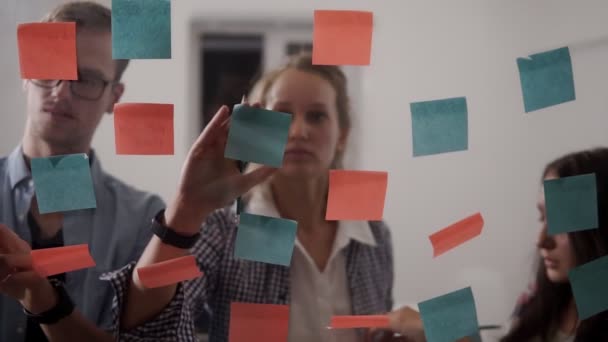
left=329, top=315, right=390, bottom=329
left=114, top=103, right=174, bottom=155
left=137, top=255, right=203, bottom=289
left=312, top=10, right=373, bottom=66
left=429, top=213, right=484, bottom=257
left=17, top=22, right=77, bottom=80
left=326, top=170, right=388, bottom=220
left=31, top=244, right=95, bottom=277
left=229, top=302, right=289, bottom=342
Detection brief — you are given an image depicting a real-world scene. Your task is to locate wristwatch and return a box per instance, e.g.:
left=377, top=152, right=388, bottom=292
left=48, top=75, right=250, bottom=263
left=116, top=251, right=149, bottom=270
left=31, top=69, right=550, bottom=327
left=23, top=278, right=74, bottom=325
left=151, top=209, right=201, bottom=249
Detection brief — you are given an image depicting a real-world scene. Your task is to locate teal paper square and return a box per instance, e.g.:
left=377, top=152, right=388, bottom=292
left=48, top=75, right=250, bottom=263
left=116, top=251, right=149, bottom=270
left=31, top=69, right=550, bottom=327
left=112, top=0, right=171, bottom=59
left=225, top=105, right=292, bottom=167
left=517, top=46, right=576, bottom=113
left=569, top=255, right=608, bottom=320
left=235, top=213, right=297, bottom=266
left=411, top=97, right=468, bottom=157
left=544, top=173, right=598, bottom=235
left=31, top=154, right=96, bottom=214
left=419, top=287, right=479, bottom=342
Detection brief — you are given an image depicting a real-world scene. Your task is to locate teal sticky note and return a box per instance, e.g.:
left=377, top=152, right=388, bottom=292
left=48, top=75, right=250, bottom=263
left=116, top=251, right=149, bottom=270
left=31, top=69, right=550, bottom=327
left=410, top=97, right=468, bottom=157
left=569, top=255, right=608, bottom=320
left=112, top=0, right=171, bottom=59
left=31, top=154, right=96, bottom=214
left=544, top=173, right=598, bottom=235
left=418, top=287, right=479, bottom=342
left=225, top=105, right=292, bottom=167
left=235, top=213, right=297, bottom=266
left=517, top=46, right=575, bottom=112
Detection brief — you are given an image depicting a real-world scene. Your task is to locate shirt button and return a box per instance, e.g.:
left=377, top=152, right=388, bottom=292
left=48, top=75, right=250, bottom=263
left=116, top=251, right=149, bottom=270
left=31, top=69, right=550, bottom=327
left=17, top=326, right=24, bottom=334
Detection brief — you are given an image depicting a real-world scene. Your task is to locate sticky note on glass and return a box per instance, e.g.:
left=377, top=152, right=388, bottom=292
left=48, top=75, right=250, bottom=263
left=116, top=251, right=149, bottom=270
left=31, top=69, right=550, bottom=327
left=429, top=213, right=484, bottom=257
left=312, top=10, right=373, bottom=66
left=31, top=244, right=96, bottom=277
left=517, top=47, right=575, bottom=113
left=114, top=103, right=174, bottom=155
left=229, top=302, right=289, bottom=342
left=235, top=213, right=297, bottom=266
left=326, top=170, right=388, bottom=221
left=112, top=0, right=171, bottom=59
left=224, top=104, right=292, bottom=167
left=31, top=154, right=96, bottom=214
left=411, top=97, right=468, bottom=157
left=569, top=255, right=608, bottom=320
left=329, top=315, right=390, bottom=329
left=17, top=22, right=77, bottom=80
left=544, top=173, right=598, bottom=235
left=418, top=287, right=479, bottom=342
left=137, top=255, right=203, bottom=289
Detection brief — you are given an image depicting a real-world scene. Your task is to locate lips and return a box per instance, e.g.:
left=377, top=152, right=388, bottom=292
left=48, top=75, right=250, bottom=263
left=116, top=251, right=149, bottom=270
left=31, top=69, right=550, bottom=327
left=42, top=106, right=75, bottom=120
left=543, top=257, right=558, bottom=268
left=284, top=148, right=313, bottom=157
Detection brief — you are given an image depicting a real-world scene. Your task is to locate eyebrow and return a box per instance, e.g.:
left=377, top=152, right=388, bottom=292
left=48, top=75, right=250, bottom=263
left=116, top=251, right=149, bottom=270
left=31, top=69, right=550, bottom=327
left=79, top=68, right=111, bottom=81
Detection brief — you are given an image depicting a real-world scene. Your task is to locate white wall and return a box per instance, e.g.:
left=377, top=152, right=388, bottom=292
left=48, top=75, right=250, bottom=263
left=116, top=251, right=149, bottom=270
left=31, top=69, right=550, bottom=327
left=2, top=0, right=608, bottom=326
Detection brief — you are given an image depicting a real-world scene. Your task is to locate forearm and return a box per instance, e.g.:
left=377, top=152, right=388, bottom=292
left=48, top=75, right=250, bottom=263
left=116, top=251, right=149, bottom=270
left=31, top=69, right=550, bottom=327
left=122, top=202, right=208, bottom=330
left=21, top=282, right=113, bottom=342
left=42, top=312, right=114, bottom=342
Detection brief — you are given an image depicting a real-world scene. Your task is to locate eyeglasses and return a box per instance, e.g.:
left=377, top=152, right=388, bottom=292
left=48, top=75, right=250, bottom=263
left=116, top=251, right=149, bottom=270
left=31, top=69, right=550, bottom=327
left=30, top=74, right=114, bottom=101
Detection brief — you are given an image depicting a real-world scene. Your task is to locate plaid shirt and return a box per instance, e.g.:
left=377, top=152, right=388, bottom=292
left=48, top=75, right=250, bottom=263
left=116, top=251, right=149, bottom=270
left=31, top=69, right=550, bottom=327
left=104, top=207, right=394, bottom=341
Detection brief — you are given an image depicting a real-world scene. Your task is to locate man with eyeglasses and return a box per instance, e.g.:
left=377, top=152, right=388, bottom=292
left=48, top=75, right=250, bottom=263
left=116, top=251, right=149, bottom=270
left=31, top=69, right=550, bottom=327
left=0, top=2, right=164, bottom=341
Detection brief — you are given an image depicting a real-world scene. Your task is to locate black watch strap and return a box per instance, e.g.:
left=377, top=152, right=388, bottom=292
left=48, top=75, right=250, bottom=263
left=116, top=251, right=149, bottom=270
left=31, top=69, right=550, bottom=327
left=23, top=279, right=74, bottom=325
left=151, top=209, right=201, bottom=249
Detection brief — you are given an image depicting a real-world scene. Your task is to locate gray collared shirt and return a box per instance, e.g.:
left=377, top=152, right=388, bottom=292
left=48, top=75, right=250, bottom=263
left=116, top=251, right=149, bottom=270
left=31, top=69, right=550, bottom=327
left=0, top=146, right=165, bottom=341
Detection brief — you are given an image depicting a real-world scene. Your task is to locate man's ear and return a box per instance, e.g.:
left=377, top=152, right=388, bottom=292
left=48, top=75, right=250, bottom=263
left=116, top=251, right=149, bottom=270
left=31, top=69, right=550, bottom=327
left=106, top=82, right=125, bottom=114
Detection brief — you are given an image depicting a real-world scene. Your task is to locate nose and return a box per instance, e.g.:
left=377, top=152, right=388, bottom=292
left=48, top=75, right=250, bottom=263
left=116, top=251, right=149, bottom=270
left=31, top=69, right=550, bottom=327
left=288, top=113, right=308, bottom=139
left=536, top=225, right=555, bottom=250
left=50, top=80, right=72, bottom=100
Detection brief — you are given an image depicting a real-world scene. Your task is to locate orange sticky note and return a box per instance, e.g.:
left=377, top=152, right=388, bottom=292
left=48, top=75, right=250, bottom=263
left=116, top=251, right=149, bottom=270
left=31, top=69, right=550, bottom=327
left=429, top=213, right=484, bottom=257
left=114, top=103, right=174, bottom=155
left=31, top=244, right=96, bottom=277
left=326, top=170, right=388, bottom=220
left=17, top=22, right=77, bottom=80
left=312, top=10, right=373, bottom=66
left=137, top=255, right=203, bottom=289
left=329, top=315, right=390, bottom=329
left=229, top=302, right=289, bottom=342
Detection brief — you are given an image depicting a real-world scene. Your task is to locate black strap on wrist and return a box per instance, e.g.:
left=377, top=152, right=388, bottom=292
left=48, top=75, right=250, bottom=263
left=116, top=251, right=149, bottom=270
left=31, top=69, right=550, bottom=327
left=151, top=209, right=201, bottom=249
left=23, top=279, right=74, bottom=325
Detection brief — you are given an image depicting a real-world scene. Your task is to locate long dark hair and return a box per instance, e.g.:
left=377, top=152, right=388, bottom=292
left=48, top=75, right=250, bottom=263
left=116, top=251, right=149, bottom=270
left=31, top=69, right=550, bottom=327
left=502, top=148, right=608, bottom=342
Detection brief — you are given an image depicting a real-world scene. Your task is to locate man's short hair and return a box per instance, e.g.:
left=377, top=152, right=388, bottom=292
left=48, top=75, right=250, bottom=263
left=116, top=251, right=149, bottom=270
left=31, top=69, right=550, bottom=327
left=42, top=1, right=129, bottom=81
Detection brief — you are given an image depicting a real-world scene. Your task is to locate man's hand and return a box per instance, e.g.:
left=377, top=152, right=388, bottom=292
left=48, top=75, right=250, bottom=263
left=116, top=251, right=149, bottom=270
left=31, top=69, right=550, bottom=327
left=0, top=224, right=57, bottom=313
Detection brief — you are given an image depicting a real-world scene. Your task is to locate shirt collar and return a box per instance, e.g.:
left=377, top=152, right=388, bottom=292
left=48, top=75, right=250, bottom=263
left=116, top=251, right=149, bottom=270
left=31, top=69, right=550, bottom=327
left=246, top=183, right=377, bottom=247
left=7, top=146, right=30, bottom=190
left=7, top=145, right=102, bottom=190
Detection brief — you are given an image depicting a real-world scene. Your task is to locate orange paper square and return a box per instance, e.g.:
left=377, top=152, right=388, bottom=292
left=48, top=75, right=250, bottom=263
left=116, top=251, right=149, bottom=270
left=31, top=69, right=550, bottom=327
left=114, top=103, right=174, bottom=155
left=17, top=22, right=77, bottom=80
left=31, top=244, right=96, bottom=277
left=312, top=10, right=373, bottom=66
left=137, top=255, right=203, bottom=289
left=326, top=170, right=388, bottom=221
left=229, top=302, right=289, bottom=342
left=330, top=315, right=390, bottom=329
left=429, top=213, right=484, bottom=257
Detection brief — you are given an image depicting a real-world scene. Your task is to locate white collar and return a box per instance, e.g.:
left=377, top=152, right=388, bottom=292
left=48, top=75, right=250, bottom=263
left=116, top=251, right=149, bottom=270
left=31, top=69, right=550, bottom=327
left=246, top=183, right=377, bottom=248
